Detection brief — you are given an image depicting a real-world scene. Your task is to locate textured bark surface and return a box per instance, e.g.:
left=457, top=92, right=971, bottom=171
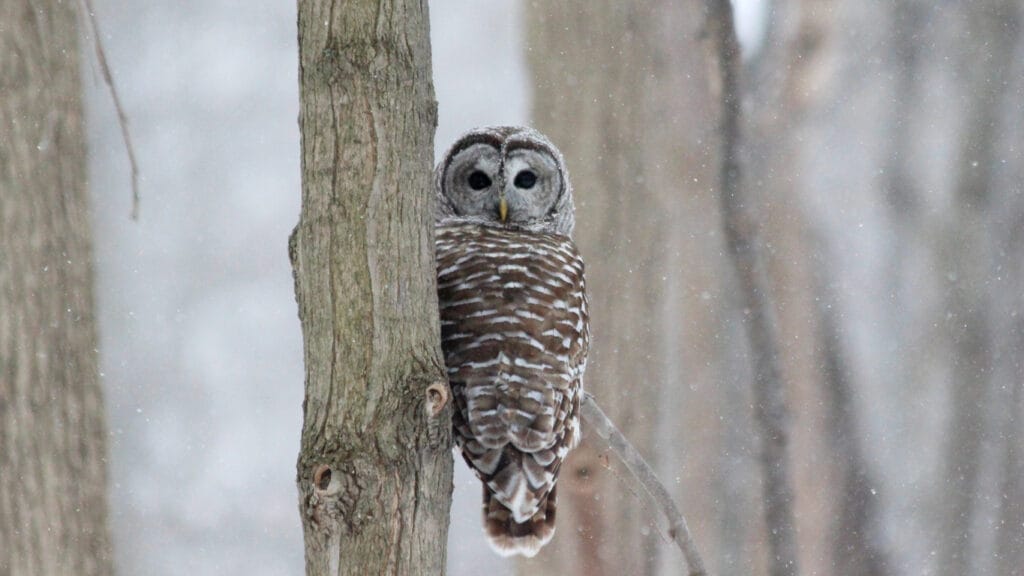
left=290, top=1, right=452, bottom=574
left=0, top=1, right=114, bottom=574
left=524, top=2, right=717, bottom=574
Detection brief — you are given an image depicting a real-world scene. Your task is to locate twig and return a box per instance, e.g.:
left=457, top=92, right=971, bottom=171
left=78, top=0, right=140, bottom=220
left=581, top=393, right=708, bottom=576
left=702, top=2, right=800, bottom=575
left=594, top=450, right=672, bottom=546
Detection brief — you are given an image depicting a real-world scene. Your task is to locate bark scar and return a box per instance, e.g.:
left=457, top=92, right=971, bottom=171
left=305, top=462, right=364, bottom=535
left=425, top=380, right=452, bottom=449
left=425, top=380, right=449, bottom=418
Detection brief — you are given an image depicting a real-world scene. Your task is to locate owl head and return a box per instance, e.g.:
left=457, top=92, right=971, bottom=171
left=435, top=126, right=575, bottom=236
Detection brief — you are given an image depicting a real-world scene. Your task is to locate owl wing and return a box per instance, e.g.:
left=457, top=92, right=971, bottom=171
left=437, top=223, right=588, bottom=556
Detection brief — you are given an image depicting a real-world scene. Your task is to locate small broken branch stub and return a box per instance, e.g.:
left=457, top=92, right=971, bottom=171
left=313, top=464, right=333, bottom=492
left=425, top=381, right=449, bottom=418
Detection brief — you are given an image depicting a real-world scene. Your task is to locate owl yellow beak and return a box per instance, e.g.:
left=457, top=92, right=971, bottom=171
left=498, top=196, right=508, bottom=223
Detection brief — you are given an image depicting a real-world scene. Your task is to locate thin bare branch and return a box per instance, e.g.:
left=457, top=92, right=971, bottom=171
left=581, top=393, right=708, bottom=576
left=702, top=1, right=800, bottom=575
left=78, top=0, right=140, bottom=220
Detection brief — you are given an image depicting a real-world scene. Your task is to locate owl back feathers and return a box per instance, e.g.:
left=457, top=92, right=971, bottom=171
left=437, top=223, right=588, bottom=557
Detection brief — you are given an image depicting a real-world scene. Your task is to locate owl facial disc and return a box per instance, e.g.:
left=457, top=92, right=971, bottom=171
left=435, top=126, right=575, bottom=236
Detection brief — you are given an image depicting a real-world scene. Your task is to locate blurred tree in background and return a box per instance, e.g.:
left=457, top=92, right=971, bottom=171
left=519, top=1, right=1024, bottom=575
left=0, top=1, right=114, bottom=574
left=760, top=2, right=1024, bottom=574
left=524, top=2, right=741, bottom=574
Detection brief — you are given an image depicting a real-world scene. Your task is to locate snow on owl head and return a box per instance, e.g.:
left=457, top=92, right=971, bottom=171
left=435, top=125, right=575, bottom=237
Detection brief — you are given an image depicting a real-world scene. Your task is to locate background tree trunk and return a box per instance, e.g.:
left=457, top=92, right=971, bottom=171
left=992, top=22, right=1024, bottom=569
left=290, top=1, right=452, bottom=574
left=703, top=2, right=801, bottom=575
left=746, top=2, right=894, bottom=574
left=0, top=1, right=115, bottom=574
left=524, top=2, right=719, bottom=574
left=810, top=238, right=894, bottom=576
left=936, top=4, right=1019, bottom=575
left=761, top=1, right=1024, bottom=573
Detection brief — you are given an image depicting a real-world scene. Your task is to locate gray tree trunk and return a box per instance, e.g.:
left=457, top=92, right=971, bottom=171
left=0, top=1, right=115, bottom=574
left=995, top=372, right=1023, bottom=575
left=811, top=245, right=894, bottom=576
left=525, top=9, right=656, bottom=573
left=524, top=2, right=717, bottom=574
left=703, top=2, right=801, bottom=575
left=290, top=1, right=452, bottom=574
left=992, top=32, right=1024, bottom=570
left=937, top=3, right=1020, bottom=574
left=747, top=2, right=894, bottom=574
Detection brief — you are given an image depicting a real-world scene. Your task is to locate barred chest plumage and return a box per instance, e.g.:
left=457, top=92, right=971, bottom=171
left=436, top=222, right=589, bottom=556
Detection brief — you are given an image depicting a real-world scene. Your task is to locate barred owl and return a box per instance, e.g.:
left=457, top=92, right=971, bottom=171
left=435, top=126, right=589, bottom=557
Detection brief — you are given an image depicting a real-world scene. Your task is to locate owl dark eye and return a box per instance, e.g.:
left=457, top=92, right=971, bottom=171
left=514, top=170, right=537, bottom=189
left=468, top=171, right=491, bottom=190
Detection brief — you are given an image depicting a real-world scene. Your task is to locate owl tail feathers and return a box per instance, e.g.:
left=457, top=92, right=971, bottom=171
left=482, top=485, right=557, bottom=558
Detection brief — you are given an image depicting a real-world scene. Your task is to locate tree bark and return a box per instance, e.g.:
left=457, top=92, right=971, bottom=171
left=808, top=240, right=894, bottom=576
left=937, top=4, right=1020, bottom=575
left=993, top=36, right=1024, bottom=571
left=995, top=371, right=1023, bottom=575
left=746, top=2, right=894, bottom=573
left=702, top=2, right=800, bottom=576
left=0, top=1, right=115, bottom=574
left=524, top=1, right=717, bottom=574
left=290, top=1, right=452, bottom=574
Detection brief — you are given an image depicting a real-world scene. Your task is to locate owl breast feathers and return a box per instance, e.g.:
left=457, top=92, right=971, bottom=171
left=435, top=126, right=589, bottom=557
